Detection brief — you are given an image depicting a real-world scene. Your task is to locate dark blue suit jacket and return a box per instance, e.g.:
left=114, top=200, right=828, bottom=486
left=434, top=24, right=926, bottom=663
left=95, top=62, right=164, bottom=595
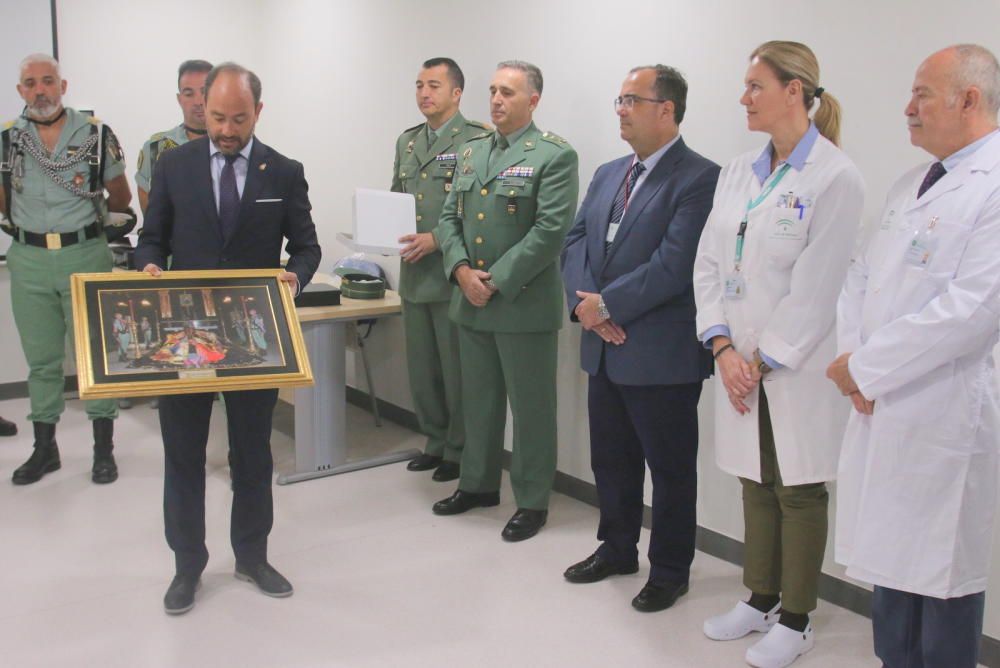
left=135, top=136, right=321, bottom=288
left=561, top=137, right=718, bottom=386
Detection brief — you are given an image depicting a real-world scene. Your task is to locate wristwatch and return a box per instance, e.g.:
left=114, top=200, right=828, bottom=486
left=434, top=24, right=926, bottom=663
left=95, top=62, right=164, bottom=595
left=753, top=350, right=773, bottom=376
left=597, top=296, right=610, bottom=320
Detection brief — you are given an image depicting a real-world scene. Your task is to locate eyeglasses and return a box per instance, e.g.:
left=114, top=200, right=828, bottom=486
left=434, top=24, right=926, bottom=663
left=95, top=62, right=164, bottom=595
left=614, top=94, right=668, bottom=110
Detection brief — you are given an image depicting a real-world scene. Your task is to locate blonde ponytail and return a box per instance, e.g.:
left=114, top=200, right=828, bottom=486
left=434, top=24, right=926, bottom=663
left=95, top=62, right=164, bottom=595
left=750, top=41, right=842, bottom=146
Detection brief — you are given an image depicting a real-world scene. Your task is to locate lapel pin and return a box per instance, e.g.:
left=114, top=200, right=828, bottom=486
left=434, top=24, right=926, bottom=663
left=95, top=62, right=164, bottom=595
left=463, top=147, right=472, bottom=159
left=259, top=163, right=267, bottom=171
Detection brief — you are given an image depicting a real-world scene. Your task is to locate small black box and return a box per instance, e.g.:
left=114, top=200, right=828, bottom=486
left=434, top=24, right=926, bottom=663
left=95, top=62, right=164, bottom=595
left=294, top=283, right=342, bottom=307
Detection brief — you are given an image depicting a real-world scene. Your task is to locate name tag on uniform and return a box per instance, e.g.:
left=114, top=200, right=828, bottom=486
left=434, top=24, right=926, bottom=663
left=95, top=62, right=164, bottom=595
left=725, top=273, right=747, bottom=300
left=904, top=216, right=939, bottom=267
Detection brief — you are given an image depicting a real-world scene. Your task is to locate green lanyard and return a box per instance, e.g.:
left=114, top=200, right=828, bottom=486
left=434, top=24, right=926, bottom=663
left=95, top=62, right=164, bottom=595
left=734, top=163, right=791, bottom=270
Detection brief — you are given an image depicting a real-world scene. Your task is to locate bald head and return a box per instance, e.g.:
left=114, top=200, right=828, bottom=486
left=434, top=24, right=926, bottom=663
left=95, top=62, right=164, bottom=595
left=907, top=45, right=1000, bottom=159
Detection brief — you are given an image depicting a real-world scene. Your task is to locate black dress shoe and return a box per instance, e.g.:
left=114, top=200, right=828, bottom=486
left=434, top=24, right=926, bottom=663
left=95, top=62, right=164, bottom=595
left=501, top=508, right=548, bottom=542
left=431, top=460, right=460, bottom=482
left=432, top=489, right=500, bottom=515
left=234, top=561, right=294, bottom=597
left=164, top=574, right=200, bottom=615
left=564, top=552, right=639, bottom=583
left=631, top=580, right=689, bottom=612
left=0, top=416, right=17, bottom=437
left=407, top=453, right=443, bottom=471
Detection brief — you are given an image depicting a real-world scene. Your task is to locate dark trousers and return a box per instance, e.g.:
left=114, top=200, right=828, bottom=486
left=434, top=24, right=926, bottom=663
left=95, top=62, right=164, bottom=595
left=588, top=360, right=702, bottom=584
left=160, top=389, right=278, bottom=576
left=873, top=586, right=984, bottom=668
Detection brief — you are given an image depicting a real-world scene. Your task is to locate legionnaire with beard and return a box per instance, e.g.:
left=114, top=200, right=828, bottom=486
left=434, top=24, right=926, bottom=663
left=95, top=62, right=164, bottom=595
left=0, top=53, right=133, bottom=484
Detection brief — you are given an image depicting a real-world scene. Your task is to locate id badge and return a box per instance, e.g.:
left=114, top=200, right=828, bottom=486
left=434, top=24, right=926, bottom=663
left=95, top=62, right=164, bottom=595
left=904, top=226, right=938, bottom=267
left=725, top=273, right=746, bottom=300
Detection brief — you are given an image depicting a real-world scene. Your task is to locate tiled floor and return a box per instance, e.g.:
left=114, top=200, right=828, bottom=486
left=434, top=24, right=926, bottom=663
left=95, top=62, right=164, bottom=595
left=0, top=396, right=878, bottom=667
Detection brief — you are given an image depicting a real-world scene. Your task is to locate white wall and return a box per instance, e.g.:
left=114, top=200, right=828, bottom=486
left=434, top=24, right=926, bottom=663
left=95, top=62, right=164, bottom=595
left=10, top=0, right=1000, bottom=637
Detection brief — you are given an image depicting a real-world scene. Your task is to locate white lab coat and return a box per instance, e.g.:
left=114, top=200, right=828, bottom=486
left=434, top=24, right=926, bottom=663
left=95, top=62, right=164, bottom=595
left=835, top=133, right=1000, bottom=598
left=694, top=135, right=865, bottom=485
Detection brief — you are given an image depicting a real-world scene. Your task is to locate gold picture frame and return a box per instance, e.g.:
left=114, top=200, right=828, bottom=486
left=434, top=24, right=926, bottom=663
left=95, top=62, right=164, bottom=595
left=71, top=269, right=313, bottom=399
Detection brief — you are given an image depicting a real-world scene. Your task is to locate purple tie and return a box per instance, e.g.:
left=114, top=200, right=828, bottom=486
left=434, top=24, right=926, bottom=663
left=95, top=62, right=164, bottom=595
left=219, top=153, right=240, bottom=240
left=917, top=162, right=946, bottom=198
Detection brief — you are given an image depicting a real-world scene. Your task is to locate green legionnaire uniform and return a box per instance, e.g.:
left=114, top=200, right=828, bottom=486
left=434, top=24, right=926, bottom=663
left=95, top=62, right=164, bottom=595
left=435, top=122, right=579, bottom=510
left=135, top=124, right=190, bottom=195
left=1, top=108, right=126, bottom=484
left=392, top=112, right=491, bottom=470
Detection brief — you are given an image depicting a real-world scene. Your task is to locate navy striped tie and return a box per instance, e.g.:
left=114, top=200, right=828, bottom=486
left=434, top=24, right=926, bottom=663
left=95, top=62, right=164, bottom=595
left=606, top=161, right=646, bottom=251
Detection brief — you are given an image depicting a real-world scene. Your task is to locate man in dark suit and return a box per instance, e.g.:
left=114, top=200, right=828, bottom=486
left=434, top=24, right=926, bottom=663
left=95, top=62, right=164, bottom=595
left=560, top=65, right=719, bottom=612
left=135, top=62, right=321, bottom=615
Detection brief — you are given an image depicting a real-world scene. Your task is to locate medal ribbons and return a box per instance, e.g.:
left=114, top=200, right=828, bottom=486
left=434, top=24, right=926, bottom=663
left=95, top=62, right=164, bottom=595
left=499, top=166, right=533, bottom=178
left=436, top=153, right=457, bottom=162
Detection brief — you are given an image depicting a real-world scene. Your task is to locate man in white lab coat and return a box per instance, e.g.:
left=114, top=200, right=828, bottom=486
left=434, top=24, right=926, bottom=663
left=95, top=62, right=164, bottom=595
left=828, top=44, right=1000, bottom=668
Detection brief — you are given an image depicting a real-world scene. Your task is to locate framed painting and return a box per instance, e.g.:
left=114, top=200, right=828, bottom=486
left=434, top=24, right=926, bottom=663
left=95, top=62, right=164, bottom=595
left=70, top=269, right=313, bottom=399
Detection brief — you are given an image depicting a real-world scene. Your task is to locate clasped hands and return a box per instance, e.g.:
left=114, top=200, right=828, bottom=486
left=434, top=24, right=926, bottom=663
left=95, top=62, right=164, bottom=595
left=575, top=291, right=626, bottom=345
left=826, top=353, right=874, bottom=416
left=455, top=264, right=496, bottom=307
left=714, top=341, right=760, bottom=416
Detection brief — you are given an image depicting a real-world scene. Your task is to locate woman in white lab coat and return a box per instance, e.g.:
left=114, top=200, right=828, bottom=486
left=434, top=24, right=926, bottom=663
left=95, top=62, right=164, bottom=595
left=693, top=41, right=864, bottom=668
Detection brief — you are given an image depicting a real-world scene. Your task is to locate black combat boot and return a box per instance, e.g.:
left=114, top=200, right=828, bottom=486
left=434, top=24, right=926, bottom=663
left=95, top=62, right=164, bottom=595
left=12, top=422, right=60, bottom=485
left=0, top=415, right=17, bottom=436
left=92, top=418, right=118, bottom=484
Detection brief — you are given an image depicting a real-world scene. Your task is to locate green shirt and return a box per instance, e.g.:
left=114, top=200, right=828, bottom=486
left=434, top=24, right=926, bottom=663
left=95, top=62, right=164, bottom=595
left=135, top=124, right=189, bottom=192
left=6, top=107, right=125, bottom=234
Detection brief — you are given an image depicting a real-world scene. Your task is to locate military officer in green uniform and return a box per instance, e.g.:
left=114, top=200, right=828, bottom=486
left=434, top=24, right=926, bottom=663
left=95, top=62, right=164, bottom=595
left=432, top=60, right=579, bottom=541
left=135, top=59, right=212, bottom=213
left=130, top=59, right=211, bottom=411
left=392, top=57, right=490, bottom=483
left=1, top=54, right=133, bottom=485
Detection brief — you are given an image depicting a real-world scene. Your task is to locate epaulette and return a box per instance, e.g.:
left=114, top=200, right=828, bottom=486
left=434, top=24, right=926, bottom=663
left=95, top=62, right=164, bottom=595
left=148, top=131, right=165, bottom=143
left=466, top=120, right=493, bottom=131
left=2, top=119, right=14, bottom=130
left=88, top=116, right=102, bottom=125
left=467, top=131, right=493, bottom=141
left=402, top=122, right=425, bottom=135
left=540, top=131, right=570, bottom=147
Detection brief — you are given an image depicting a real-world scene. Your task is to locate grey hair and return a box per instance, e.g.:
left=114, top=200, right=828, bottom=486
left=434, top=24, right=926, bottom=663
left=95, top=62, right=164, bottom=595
left=951, top=44, right=1000, bottom=115
left=19, top=53, right=60, bottom=79
left=497, top=60, right=543, bottom=95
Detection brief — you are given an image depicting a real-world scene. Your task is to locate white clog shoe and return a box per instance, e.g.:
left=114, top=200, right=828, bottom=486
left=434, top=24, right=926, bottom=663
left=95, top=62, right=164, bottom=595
left=745, top=622, right=814, bottom=668
left=703, top=600, right=780, bottom=641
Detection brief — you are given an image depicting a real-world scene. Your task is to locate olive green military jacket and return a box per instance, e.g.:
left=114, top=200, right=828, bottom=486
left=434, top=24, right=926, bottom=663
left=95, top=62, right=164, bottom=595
left=434, top=122, right=579, bottom=333
left=135, top=124, right=189, bottom=192
left=391, top=112, right=491, bottom=303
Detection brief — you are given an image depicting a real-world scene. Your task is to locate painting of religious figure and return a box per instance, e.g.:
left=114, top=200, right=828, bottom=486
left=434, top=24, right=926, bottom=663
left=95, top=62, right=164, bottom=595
left=71, top=269, right=313, bottom=399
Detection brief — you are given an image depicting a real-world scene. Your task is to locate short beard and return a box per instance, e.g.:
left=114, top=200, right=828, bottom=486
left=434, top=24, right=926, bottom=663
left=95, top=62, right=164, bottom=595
left=26, top=99, right=60, bottom=121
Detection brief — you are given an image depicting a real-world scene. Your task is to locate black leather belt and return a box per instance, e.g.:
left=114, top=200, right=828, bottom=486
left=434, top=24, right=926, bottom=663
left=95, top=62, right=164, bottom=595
left=17, top=221, right=102, bottom=250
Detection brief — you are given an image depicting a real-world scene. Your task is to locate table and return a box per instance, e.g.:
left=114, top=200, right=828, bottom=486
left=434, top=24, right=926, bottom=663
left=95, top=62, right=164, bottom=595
left=277, top=288, right=418, bottom=484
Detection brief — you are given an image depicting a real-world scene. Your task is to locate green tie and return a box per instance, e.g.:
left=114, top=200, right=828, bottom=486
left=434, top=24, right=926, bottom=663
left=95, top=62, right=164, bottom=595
left=490, top=133, right=509, bottom=170
left=427, top=128, right=437, bottom=146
